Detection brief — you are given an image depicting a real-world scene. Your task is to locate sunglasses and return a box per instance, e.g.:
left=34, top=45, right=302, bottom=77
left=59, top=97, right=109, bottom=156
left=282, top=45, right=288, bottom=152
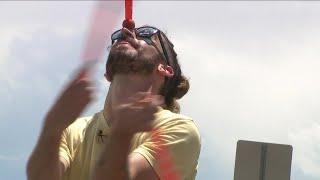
left=111, top=26, right=171, bottom=66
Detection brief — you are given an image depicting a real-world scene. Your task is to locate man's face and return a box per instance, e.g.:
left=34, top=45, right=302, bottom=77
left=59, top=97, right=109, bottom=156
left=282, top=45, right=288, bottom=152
left=106, top=27, right=164, bottom=79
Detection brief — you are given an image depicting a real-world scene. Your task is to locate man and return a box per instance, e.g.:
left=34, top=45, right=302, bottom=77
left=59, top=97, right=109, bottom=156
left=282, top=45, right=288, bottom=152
left=27, top=25, right=201, bottom=180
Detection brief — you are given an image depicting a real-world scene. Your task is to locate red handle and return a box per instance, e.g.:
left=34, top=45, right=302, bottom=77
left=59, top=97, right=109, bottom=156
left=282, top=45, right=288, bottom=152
left=125, top=0, right=132, bottom=20
left=123, top=0, right=135, bottom=30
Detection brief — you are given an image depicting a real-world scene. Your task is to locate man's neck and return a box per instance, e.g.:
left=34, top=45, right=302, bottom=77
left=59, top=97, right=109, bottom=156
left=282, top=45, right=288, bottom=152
left=103, top=74, right=160, bottom=125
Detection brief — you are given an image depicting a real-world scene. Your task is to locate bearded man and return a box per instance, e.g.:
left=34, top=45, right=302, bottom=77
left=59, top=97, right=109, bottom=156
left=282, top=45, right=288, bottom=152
left=27, top=25, right=201, bottom=180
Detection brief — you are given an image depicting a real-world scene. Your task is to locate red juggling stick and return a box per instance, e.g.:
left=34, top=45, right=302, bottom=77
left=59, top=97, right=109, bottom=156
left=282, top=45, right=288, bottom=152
left=125, top=0, right=132, bottom=20
left=123, top=0, right=135, bottom=30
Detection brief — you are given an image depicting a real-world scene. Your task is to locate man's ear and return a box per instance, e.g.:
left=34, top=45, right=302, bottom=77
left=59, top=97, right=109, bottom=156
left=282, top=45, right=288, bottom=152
left=104, top=72, right=112, bottom=82
left=157, top=64, right=174, bottom=77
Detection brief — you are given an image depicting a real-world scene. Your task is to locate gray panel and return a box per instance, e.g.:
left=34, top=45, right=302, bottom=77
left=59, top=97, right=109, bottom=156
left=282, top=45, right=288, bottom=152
left=234, top=140, right=293, bottom=180
left=264, top=144, right=293, bottom=180
left=234, top=140, right=262, bottom=180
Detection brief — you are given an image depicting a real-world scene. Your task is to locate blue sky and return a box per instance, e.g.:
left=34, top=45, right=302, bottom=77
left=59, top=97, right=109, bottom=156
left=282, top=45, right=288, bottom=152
left=1, top=1, right=320, bottom=180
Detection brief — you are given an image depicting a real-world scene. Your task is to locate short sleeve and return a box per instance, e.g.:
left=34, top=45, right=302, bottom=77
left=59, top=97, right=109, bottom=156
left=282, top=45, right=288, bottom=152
left=132, top=118, right=201, bottom=180
left=58, top=117, right=92, bottom=170
left=59, top=128, right=72, bottom=169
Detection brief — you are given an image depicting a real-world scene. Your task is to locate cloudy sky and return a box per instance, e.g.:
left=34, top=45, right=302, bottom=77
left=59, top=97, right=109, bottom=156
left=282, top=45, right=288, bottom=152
left=1, top=1, right=320, bottom=180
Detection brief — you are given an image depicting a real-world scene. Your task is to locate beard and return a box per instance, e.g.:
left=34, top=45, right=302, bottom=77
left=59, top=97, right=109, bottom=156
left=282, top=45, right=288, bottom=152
left=106, top=45, right=160, bottom=80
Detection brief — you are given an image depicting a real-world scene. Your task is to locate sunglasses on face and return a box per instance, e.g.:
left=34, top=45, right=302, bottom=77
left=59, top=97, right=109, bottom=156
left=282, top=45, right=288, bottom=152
left=111, top=26, right=171, bottom=66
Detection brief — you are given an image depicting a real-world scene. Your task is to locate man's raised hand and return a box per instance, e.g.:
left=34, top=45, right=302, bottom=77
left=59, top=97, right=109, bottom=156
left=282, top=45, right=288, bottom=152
left=110, top=92, right=164, bottom=136
left=44, top=65, right=95, bottom=133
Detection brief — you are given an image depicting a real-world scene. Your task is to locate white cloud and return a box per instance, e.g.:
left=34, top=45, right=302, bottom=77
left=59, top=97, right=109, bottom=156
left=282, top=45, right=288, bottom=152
left=0, top=154, right=25, bottom=161
left=289, top=123, right=320, bottom=178
left=0, top=1, right=97, bottom=101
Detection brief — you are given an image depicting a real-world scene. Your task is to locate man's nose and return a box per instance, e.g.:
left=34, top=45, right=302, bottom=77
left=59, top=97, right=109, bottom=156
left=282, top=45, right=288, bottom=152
left=119, top=28, right=140, bottom=48
left=121, top=27, right=137, bottom=40
left=121, top=28, right=135, bottom=39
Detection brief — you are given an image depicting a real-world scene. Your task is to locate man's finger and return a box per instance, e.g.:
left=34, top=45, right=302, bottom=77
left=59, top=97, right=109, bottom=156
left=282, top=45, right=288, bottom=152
left=130, top=95, right=164, bottom=109
left=67, top=61, right=97, bottom=84
left=150, top=95, right=165, bottom=107
left=128, top=91, right=151, bottom=101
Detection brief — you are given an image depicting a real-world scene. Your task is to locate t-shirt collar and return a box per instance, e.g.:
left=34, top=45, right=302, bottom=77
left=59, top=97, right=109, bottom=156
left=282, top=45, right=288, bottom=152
left=97, top=110, right=111, bottom=135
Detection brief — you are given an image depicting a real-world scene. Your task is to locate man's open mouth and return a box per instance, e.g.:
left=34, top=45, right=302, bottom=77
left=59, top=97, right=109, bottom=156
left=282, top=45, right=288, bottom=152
left=118, top=40, right=129, bottom=44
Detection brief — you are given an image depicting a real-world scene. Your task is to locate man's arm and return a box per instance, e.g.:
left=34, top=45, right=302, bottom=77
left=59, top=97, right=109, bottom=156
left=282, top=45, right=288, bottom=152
left=26, top=68, right=94, bottom=180
left=26, top=124, right=65, bottom=180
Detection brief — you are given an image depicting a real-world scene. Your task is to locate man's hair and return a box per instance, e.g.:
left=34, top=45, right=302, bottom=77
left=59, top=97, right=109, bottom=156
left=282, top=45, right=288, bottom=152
left=106, top=28, right=189, bottom=113
left=158, top=32, right=189, bottom=113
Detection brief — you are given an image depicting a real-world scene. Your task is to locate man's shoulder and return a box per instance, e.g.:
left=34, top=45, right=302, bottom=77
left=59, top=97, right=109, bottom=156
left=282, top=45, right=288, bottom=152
left=157, top=109, right=194, bottom=124
left=155, top=109, right=199, bottom=134
left=63, top=112, right=101, bottom=138
left=66, top=116, right=93, bottom=133
left=157, top=108, right=192, bottom=121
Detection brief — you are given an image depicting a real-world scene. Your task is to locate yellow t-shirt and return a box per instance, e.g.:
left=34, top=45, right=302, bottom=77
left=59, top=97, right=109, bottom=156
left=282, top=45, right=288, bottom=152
left=59, top=108, right=201, bottom=180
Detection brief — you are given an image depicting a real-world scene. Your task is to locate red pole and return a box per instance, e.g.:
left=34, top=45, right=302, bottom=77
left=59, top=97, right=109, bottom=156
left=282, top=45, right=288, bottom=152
left=123, top=0, right=135, bottom=30
left=125, top=0, right=132, bottom=20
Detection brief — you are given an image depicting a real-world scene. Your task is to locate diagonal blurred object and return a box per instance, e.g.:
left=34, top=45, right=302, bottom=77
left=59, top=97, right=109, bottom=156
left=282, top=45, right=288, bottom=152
left=81, top=1, right=122, bottom=63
